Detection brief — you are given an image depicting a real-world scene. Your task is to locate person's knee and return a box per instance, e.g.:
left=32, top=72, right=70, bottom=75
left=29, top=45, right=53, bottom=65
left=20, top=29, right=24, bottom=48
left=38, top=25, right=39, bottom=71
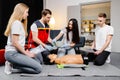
left=35, top=65, right=42, bottom=74
left=36, top=69, right=42, bottom=74
left=94, top=60, right=105, bottom=66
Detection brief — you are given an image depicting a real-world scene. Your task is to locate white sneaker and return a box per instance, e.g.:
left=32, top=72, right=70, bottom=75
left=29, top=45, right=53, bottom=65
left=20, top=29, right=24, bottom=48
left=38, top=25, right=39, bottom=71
left=4, top=61, right=12, bottom=75
left=106, top=55, right=111, bottom=63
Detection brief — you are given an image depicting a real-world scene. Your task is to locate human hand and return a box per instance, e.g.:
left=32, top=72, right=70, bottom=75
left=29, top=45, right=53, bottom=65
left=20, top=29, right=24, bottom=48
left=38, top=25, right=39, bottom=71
left=94, top=50, right=102, bottom=55
left=25, top=50, right=35, bottom=58
left=44, top=45, right=54, bottom=51
left=51, top=39, right=57, bottom=46
left=52, top=39, right=56, bottom=43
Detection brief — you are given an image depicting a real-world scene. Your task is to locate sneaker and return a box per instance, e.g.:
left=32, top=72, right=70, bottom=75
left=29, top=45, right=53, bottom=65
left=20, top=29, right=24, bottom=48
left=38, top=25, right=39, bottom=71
left=4, top=61, right=12, bottom=75
left=106, top=55, right=111, bottom=63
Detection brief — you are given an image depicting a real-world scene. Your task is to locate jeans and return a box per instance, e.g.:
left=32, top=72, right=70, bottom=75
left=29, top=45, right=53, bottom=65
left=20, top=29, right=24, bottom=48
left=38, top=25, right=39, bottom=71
left=5, top=51, right=42, bottom=74
left=57, top=48, right=76, bottom=57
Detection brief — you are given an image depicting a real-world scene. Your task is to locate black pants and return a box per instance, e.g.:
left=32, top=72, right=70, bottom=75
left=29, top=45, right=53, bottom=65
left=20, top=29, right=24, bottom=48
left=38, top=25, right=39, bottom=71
left=87, top=50, right=110, bottom=66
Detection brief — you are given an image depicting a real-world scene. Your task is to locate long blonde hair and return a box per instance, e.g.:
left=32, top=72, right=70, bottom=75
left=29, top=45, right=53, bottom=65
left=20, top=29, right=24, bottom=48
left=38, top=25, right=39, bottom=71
left=4, top=3, right=29, bottom=37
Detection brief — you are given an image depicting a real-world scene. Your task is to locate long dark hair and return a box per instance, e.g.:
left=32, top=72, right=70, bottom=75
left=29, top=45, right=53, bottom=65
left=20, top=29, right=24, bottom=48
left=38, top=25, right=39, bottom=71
left=66, top=18, right=80, bottom=43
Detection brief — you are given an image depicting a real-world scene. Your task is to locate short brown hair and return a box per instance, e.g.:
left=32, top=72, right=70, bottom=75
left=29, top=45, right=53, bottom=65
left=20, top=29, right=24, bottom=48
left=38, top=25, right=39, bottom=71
left=41, top=9, right=52, bottom=16
left=98, top=13, right=107, bottom=18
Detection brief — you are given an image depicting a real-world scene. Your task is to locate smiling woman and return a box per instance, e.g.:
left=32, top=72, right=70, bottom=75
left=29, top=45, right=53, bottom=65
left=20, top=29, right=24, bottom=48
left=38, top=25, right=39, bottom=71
left=4, top=3, right=44, bottom=74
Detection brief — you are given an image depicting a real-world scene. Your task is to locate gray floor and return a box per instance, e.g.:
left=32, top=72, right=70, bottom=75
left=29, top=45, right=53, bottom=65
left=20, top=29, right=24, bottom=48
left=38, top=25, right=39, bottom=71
left=0, top=52, right=120, bottom=80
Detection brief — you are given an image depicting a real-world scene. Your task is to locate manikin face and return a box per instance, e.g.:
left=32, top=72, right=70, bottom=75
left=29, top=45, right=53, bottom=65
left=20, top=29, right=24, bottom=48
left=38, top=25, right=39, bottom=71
left=68, top=21, right=73, bottom=30
left=97, top=17, right=106, bottom=26
left=22, top=9, right=29, bottom=19
left=48, top=54, right=57, bottom=62
left=43, top=14, right=51, bottom=23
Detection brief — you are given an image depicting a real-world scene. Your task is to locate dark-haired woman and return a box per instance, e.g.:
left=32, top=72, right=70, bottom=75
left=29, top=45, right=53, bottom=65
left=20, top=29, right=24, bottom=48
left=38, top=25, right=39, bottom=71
left=52, top=18, right=80, bottom=57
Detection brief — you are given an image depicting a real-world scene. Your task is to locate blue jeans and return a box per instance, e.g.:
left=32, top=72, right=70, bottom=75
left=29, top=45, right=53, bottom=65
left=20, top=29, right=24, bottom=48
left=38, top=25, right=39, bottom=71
left=57, top=48, right=76, bottom=57
left=5, top=51, right=42, bottom=74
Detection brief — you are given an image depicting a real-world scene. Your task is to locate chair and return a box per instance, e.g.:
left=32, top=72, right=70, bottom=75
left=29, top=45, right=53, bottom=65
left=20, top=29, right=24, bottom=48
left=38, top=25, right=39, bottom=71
left=50, top=30, right=62, bottom=40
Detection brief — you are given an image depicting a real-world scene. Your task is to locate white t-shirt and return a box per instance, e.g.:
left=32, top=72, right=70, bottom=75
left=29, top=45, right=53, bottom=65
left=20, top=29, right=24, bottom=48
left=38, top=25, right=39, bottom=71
left=95, top=25, right=114, bottom=52
left=60, top=28, right=73, bottom=44
left=5, top=20, right=25, bottom=51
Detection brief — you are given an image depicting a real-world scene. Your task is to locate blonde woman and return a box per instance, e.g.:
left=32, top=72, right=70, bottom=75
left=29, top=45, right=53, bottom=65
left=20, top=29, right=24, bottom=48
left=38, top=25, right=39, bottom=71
left=4, top=3, right=42, bottom=74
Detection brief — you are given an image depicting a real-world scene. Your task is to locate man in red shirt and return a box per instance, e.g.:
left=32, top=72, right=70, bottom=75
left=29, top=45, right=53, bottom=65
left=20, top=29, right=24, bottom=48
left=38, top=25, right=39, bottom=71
left=28, top=9, right=54, bottom=64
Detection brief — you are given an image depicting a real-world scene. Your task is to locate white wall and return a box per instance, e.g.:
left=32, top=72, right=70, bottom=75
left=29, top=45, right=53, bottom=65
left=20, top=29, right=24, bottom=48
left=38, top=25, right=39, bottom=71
left=45, top=0, right=109, bottom=29
left=45, top=0, right=120, bottom=52
left=111, top=0, right=120, bottom=52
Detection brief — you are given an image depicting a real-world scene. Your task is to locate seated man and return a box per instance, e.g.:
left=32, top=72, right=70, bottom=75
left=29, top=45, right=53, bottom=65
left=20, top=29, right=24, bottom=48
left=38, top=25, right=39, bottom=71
left=48, top=54, right=84, bottom=64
